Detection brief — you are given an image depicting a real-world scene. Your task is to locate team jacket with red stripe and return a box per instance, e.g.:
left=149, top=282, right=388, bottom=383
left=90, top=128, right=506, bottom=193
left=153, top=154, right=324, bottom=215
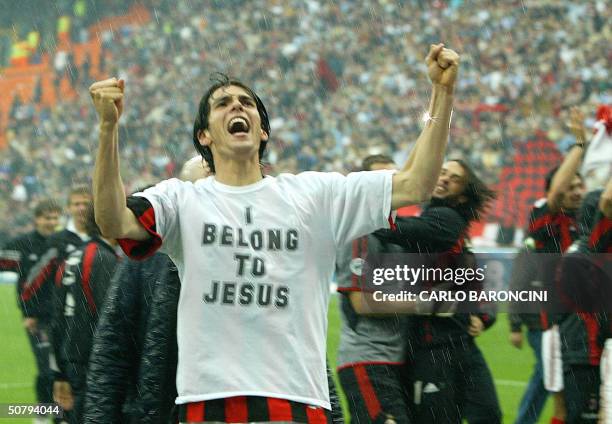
left=0, top=230, right=49, bottom=319
left=52, top=238, right=118, bottom=379
left=526, top=199, right=584, bottom=332
left=21, top=229, right=86, bottom=321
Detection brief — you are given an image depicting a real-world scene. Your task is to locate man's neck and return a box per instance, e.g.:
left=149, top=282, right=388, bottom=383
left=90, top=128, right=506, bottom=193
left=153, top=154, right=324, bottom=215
left=67, top=218, right=89, bottom=241
left=213, top=158, right=263, bottom=186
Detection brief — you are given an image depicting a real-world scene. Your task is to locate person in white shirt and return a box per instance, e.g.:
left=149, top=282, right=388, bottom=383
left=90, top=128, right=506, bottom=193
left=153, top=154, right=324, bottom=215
left=89, top=43, right=459, bottom=424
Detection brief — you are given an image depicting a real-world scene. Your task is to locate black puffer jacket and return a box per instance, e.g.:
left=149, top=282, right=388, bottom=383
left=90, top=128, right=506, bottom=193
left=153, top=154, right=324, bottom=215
left=84, top=253, right=178, bottom=424
left=84, top=253, right=344, bottom=423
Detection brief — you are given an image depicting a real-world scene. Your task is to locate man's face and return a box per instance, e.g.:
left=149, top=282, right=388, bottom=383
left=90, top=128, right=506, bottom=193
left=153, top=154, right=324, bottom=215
left=560, top=175, right=585, bottom=211
left=432, top=161, right=468, bottom=203
left=198, top=85, right=268, bottom=163
left=34, top=212, right=60, bottom=237
left=68, top=194, right=91, bottom=228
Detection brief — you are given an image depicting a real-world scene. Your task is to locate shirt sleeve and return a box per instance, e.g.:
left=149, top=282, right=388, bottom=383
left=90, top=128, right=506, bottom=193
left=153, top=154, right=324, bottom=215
left=0, top=239, right=21, bottom=273
left=335, top=237, right=368, bottom=293
left=373, top=207, right=466, bottom=252
left=117, top=179, right=184, bottom=260
left=326, top=170, right=393, bottom=247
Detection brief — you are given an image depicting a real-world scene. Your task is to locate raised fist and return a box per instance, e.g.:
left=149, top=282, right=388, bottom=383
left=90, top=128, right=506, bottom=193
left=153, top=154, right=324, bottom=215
left=89, top=77, right=124, bottom=124
left=426, top=43, right=460, bottom=92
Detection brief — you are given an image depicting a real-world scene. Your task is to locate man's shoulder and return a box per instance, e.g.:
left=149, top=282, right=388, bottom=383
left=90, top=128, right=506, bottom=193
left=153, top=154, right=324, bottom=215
left=275, top=170, right=389, bottom=187
left=46, top=230, right=85, bottom=257
left=4, top=231, right=38, bottom=248
left=276, top=171, right=343, bottom=182
left=134, top=178, right=190, bottom=196
left=271, top=171, right=344, bottom=193
left=530, top=198, right=549, bottom=213
left=48, top=229, right=81, bottom=244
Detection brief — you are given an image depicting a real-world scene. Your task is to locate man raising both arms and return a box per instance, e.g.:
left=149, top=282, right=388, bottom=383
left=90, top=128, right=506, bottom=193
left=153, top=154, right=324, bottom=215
left=90, top=43, right=459, bottom=423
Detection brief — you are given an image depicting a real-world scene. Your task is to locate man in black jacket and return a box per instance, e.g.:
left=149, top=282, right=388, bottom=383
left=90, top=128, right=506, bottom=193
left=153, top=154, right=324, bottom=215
left=84, top=252, right=179, bottom=423
left=375, top=159, right=500, bottom=424
left=51, top=204, right=119, bottom=424
left=0, top=199, right=62, bottom=417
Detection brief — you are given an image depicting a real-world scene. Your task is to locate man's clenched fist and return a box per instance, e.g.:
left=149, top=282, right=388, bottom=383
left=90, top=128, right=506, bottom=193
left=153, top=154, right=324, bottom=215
left=426, top=43, right=460, bottom=93
left=89, top=77, right=124, bottom=124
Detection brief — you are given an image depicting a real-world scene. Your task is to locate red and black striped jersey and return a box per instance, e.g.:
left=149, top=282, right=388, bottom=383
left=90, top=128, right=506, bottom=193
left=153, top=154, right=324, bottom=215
left=115, top=196, right=161, bottom=260
left=178, top=396, right=331, bottom=424
left=526, top=199, right=580, bottom=253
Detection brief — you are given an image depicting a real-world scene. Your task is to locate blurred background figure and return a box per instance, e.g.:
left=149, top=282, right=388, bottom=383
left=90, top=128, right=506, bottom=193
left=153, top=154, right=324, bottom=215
left=50, top=203, right=119, bottom=424
left=0, top=199, right=62, bottom=424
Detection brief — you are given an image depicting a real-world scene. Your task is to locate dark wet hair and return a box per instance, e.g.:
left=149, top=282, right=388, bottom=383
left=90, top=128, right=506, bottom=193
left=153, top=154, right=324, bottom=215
left=449, top=158, right=497, bottom=222
left=361, top=154, right=395, bottom=171
left=544, top=165, right=582, bottom=193
left=34, top=199, right=62, bottom=217
left=192, top=73, right=271, bottom=173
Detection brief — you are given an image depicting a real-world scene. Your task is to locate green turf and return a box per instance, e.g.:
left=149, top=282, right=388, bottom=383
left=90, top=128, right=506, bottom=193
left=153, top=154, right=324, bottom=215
left=0, top=285, right=552, bottom=423
left=0, top=284, right=37, bottom=423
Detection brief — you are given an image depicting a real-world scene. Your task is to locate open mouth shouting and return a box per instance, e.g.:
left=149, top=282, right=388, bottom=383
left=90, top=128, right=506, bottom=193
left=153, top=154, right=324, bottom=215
left=227, top=116, right=250, bottom=137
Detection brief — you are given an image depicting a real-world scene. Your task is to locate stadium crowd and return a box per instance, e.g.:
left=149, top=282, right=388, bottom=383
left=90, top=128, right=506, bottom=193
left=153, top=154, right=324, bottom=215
left=1, top=0, right=610, bottom=238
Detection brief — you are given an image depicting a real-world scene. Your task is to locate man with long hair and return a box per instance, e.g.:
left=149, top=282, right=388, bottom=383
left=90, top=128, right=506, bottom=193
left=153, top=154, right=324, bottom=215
left=373, top=159, right=500, bottom=423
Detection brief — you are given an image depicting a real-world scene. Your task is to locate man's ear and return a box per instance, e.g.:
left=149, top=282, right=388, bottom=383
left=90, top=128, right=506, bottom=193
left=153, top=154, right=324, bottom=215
left=198, top=130, right=212, bottom=147
left=261, top=129, right=269, bottom=141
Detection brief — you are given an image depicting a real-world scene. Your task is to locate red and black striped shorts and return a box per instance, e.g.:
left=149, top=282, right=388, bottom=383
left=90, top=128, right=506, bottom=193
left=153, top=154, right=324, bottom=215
left=178, top=396, right=331, bottom=423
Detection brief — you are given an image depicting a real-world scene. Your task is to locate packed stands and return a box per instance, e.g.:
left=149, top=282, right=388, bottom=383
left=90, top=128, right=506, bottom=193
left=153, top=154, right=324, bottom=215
left=1, top=0, right=610, bottom=240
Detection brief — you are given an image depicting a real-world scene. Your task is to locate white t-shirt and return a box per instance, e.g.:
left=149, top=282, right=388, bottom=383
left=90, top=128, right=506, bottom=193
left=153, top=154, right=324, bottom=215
left=134, top=170, right=393, bottom=409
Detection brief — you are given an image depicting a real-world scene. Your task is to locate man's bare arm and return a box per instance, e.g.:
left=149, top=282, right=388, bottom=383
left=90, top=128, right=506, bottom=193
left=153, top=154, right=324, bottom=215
left=392, top=44, right=459, bottom=209
left=547, top=107, right=586, bottom=212
left=90, top=78, right=149, bottom=240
